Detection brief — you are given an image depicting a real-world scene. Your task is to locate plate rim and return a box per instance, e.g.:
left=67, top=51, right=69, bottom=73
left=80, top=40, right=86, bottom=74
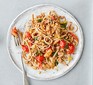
left=7, top=4, right=84, bottom=80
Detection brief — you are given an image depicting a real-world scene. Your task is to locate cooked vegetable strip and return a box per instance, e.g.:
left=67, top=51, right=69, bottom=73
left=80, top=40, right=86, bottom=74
left=44, top=48, right=52, bottom=58
left=11, top=27, right=18, bottom=37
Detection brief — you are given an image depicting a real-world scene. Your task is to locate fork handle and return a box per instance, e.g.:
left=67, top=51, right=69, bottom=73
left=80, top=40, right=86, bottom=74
left=23, top=74, right=30, bottom=85
left=21, top=53, right=30, bottom=85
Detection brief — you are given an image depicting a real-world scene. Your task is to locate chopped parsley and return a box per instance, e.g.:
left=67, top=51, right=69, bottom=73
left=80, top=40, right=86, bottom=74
left=37, top=18, right=42, bottom=22
left=55, top=60, right=59, bottom=66
left=52, top=52, right=58, bottom=57
left=52, top=52, right=55, bottom=56
left=56, top=53, right=58, bottom=56
left=36, top=50, right=43, bottom=56
left=34, top=37, right=38, bottom=41
left=60, top=23, right=67, bottom=28
left=36, top=51, right=39, bottom=56
left=65, top=44, right=69, bottom=49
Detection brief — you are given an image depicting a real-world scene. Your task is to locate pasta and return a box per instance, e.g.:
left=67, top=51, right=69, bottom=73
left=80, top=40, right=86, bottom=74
left=11, top=10, right=79, bottom=70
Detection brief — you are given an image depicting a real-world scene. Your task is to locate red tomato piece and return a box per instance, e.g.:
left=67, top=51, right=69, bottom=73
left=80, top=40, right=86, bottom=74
left=51, top=16, right=56, bottom=20
left=25, top=32, right=32, bottom=39
left=60, top=40, right=66, bottom=48
left=36, top=55, right=44, bottom=63
left=67, top=43, right=75, bottom=54
left=28, top=41, right=32, bottom=47
left=69, top=32, right=79, bottom=42
left=21, top=45, right=29, bottom=53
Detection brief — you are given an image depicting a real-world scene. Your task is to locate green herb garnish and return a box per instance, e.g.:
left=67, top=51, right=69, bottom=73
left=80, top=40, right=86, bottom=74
left=36, top=50, right=39, bottom=56
left=52, top=52, right=55, bottom=56
left=55, top=60, right=59, bottom=66
left=60, top=23, right=67, bottom=28
left=56, top=53, right=58, bottom=56
left=52, top=52, right=58, bottom=57
left=65, top=44, right=69, bottom=49
left=44, top=42, right=47, bottom=45
left=36, top=50, right=42, bottom=56
left=34, top=37, right=38, bottom=41
left=37, top=18, right=42, bottom=22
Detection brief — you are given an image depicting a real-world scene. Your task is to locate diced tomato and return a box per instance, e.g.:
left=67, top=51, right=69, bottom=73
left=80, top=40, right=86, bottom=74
left=11, top=27, right=18, bottom=37
left=68, top=32, right=79, bottom=42
left=60, top=40, right=66, bottom=48
left=67, top=43, right=75, bottom=54
left=28, top=40, right=32, bottom=47
left=25, top=32, right=32, bottom=39
left=21, top=45, right=29, bottom=53
left=36, top=55, right=44, bottom=63
left=51, top=16, right=56, bottom=20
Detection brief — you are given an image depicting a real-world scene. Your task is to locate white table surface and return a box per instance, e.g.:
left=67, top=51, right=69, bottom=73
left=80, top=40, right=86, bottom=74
left=0, top=0, right=92, bottom=85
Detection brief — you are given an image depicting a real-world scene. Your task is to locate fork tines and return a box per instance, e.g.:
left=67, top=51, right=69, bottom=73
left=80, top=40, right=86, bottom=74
left=13, top=30, right=21, bottom=46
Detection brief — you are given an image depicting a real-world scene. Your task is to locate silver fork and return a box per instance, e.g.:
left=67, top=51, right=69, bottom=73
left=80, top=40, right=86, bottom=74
left=13, top=30, right=30, bottom=85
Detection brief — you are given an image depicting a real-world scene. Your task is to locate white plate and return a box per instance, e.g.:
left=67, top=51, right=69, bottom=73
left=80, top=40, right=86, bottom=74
left=7, top=4, right=84, bottom=80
